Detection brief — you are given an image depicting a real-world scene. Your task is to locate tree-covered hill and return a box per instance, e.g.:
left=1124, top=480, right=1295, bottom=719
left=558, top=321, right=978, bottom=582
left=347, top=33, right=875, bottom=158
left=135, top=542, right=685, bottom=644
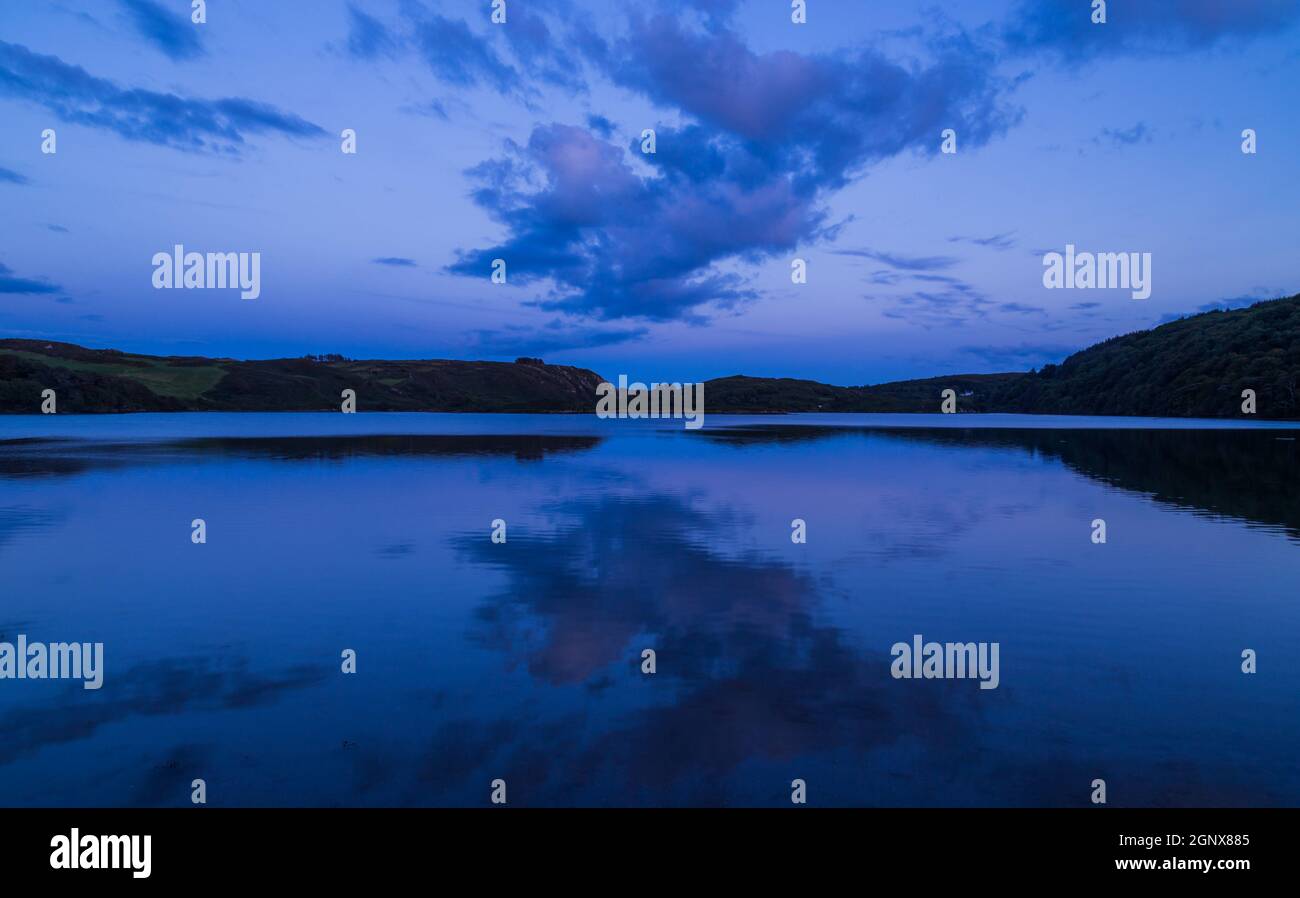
left=701, top=294, right=1300, bottom=417
left=990, top=293, right=1300, bottom=418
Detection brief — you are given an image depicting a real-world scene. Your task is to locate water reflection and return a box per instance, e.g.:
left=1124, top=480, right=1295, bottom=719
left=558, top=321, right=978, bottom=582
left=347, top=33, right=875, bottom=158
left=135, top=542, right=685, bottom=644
left=1, top=417, right=1297, bottom=806
left=703, top=425, right=1300, bottom=539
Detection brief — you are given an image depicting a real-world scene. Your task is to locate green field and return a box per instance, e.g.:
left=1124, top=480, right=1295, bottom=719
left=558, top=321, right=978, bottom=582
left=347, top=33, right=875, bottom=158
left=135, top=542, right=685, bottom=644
left=0, top=349, right=226, bottom=400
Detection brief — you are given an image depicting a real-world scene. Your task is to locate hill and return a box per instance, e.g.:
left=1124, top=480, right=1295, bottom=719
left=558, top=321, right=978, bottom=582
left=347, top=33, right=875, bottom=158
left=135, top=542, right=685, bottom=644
left=0, top=342, right=603, bottom=413
left=703, top=293, right=1300, bottom=417
left=990, top=294, right=1300, bottom=418
left=702, top=373, right=1021, bottom=412
left=3, top=292, right=1298, bottom=416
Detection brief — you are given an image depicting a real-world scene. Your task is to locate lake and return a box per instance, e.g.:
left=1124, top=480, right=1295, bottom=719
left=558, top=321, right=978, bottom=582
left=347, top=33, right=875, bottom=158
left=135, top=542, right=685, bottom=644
left=2, top=413, right=1298, bottom=807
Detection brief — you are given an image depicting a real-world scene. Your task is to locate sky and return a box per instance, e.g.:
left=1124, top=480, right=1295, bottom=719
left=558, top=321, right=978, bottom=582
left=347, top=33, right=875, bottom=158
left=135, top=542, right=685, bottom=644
left=1, top=0, right=1298, bottom=384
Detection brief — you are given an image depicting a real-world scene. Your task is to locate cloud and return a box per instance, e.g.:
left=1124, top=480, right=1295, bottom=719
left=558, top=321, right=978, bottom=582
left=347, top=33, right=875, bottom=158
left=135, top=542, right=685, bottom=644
left=372, top=257, right=418, bottom=267
left=499, top=2, right=585, bottom=93
left=449, top=122, right=809, bottom=321
left=866, top=270, right=903, bottom=286
left=997, top=301, right=1046, bottom=315
left=411, top=13, right=522, bottom=95
left=675, top=0, right=744, bottom=30
left=446, top=15, right=1018, bottom=323
left=469, top=321, right=648, bottom=356
left=0, top=166, right=29, bottom=185
left=948, top=231, right=1017, bottom=250
left=875, top=278, right=996, bottom=328
left=0, top=262, right=61, bottom=295
left=585, top=113, right=615, bottom=138
left=48, top=224, right=69, bottom=233
left=366, top=4, right=588, bottom=101
left=0, top=41, right=327, bottom=153
left=345, top=3, right=400, bottom=60
left=118, top=0, right=204, bottom=61
left=1005, top=0, right=1300, bottom=60
left=835, top=248, right=962, bottom=272
left=1096, top=122, right=1152, bottom=147
left=399, top=98, right=449, bottom=120
left=608, top=15, right=1018, bottom=186
left=867, top=270, right=1017, bottom=328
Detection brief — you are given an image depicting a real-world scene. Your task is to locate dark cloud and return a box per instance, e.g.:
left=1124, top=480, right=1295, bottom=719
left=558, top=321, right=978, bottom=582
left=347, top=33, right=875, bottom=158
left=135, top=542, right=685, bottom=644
left=910, top=273, right=959, bottom=283
left=998, top=301, right=1046, bottom=315
left=47, top=224, right=69, bottom=233
left=446, top=15, right=1017, bottom=322
left=880, top=288, right=994, bottom=328
left=500, top=2, right=585, bottom=93
left=371, top=257, right=417, bottom=267
left=348, top=3, right=587, bottom=99
left=118, top=0, right=204, bottom=61
left=345, top=3, right=400, bottom=59
left=399, top=98, right=449, bottom=120
left=872, top=273, right=996, bottom=328
left=411, top=14, right=522, bottom=94
left=608, top=15, right=1018, bottom=188
left=0, top=41, right=327, bottom=153
left=866, top=269, right=903, bottom=286
left=836, top=248, right=962, bottom=272
left=0, top=166, right=28, bottom=185
left=0, top=262, right=60, bottom=295
left=948, top=231, right=1017, bottom=250
left=448, top=122, right=784, bottom=321
left=1096, top=121, right=1151, bottom=147
left=585, top=113, right=615, bottom=138
left=1005, top=0, right=1300, bottom=60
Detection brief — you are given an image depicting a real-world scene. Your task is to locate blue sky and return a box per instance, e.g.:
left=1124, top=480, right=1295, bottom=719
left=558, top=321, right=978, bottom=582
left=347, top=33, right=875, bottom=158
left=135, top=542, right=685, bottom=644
left=1, top=0, right=1298, bottom=384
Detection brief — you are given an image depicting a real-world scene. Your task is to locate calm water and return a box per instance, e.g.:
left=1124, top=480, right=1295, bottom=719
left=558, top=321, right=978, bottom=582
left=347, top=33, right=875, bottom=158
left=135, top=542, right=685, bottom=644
left=2, top=413, right=1299, bottom=807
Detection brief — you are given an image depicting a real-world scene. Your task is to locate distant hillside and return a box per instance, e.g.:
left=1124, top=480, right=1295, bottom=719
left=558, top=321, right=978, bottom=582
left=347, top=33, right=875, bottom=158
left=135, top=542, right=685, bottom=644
left=991, top=293, right=1300, bottom=418
left=3, top=293, right=1298, bottom=416
left=707, top=293, right=1300, bottom=417
left=703, top=373, right=1021, bottom=412
left=0, top=341, right=603, bottom=413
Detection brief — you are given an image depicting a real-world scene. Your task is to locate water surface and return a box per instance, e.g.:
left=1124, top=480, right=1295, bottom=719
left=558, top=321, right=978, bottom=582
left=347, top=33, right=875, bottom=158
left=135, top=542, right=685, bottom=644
left=2, top=413, right=1298, bottom=806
